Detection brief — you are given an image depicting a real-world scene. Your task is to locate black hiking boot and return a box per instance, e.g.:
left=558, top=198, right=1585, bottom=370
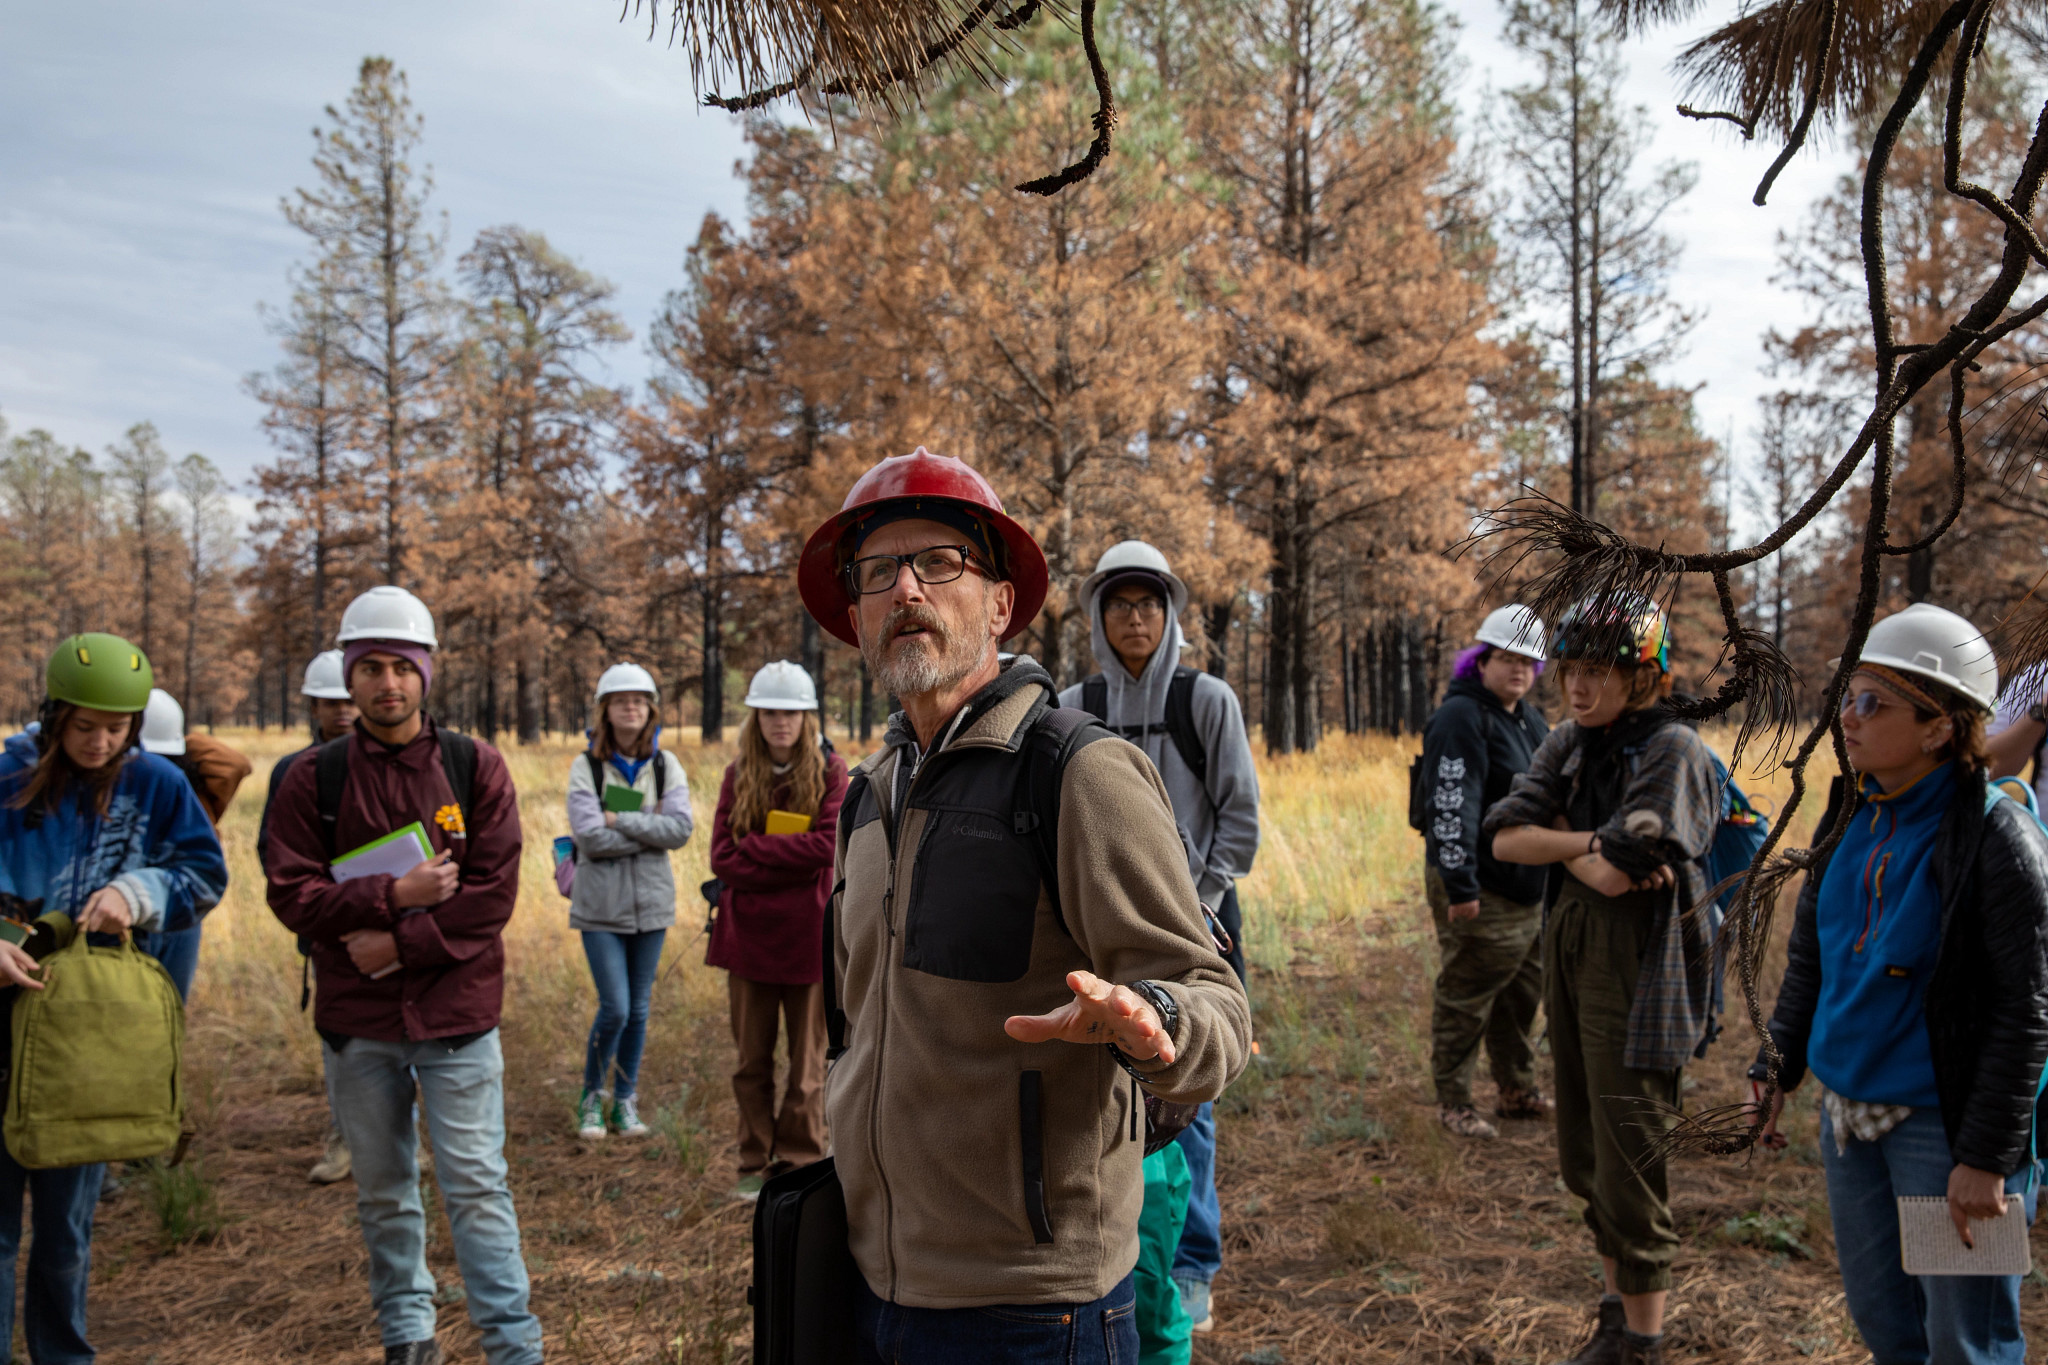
left=1558, top=1295, right=1626, bottom=1364
left=1619, top=1330, right=1665, bottom=1365
left=384, top=1341, right=442, bottom=1365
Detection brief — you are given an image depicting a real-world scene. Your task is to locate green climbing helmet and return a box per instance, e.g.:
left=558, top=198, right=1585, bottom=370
left=45, top=634, right=155, bottom=713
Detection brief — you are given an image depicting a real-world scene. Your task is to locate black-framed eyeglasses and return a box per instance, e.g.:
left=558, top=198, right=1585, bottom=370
left=1104, top=597, right=1165, bottom=621
left=847, top=545, right=986, bottom=596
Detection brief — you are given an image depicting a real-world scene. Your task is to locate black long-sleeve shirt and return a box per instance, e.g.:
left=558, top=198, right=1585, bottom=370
left=1418, top=674, right=1549, bottom=904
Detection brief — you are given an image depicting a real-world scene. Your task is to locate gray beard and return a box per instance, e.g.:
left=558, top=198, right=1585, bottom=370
left=865, top=620, right=991, bottom=699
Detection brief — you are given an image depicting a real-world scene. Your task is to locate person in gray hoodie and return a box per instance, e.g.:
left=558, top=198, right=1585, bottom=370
left=565, top=663, right=694, bottom=1141
left=1060, top=539, right=1260, bottom=1337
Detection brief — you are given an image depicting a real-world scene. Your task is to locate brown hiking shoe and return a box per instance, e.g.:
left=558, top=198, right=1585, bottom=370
left=1439, top=1105, right=1499, bottom=1139
left=1496, top=1085, right=1556, bottom=1120
left=1558, top=1296, right=1626, bottom=1364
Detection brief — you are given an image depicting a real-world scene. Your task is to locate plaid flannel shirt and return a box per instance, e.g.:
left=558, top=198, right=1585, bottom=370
left=1482, top=718, right=1721, bottom=1070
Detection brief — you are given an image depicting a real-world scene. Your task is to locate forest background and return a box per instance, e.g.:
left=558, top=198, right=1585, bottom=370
left=4, top=0, right=2045, bottom=752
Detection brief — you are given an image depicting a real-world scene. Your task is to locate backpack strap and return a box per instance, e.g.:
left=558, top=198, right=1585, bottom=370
left=314, top=735, right=353, bottom=861
left=437, top=729, right=477, bottom=833
left=1080, top=675, right=1108, bottom=723
left=653, top=749, right=669, bottom=803
left=1164, top=666, right=1209, bottom=784
left=824, top=771, right=875, bottom=1061
left=1013, top=698, right=1115, bottom=935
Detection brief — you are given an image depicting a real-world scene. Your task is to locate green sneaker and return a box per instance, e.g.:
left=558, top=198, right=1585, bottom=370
left=611, top=1095, right=650, bottom=1138
left=577, top=1090, right=608, bottom=1141
left=731, top=1172, right=767, bottom=1203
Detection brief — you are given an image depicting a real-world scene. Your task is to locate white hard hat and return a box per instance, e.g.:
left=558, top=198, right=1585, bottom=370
left=302, top=649, right=351, bottom=699
left=1475, top=605, right=1546, bottom=660
left=335, top=586, right=438, bottom=649
left=1848, top=602, right=1999, bottom=712
left=1078, top=540, right=1189, bottom=622
left=744, top=660, right=819, bottom=711
left=596, top=662, right=660, bottom=703
left=141, top=688, right=186, bottom=756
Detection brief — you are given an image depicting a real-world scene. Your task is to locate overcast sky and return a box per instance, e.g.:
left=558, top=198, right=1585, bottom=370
left=2, top=0, right=1853, bottom=511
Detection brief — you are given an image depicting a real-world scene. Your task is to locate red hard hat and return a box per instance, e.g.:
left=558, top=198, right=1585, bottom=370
left=798, top=447, right=1049, bottom=647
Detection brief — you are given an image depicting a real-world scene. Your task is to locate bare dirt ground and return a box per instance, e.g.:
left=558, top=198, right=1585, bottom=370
left=80, top=899, right=2048, bottom=1364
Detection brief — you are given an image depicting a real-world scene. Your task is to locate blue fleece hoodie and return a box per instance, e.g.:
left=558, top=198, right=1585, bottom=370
left=0, top=731, right=227, bottom=931
left=1807, top=765, right=1952, bottom=1108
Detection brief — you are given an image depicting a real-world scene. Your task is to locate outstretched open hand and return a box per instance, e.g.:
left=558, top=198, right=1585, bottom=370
left=1004, top=971, right=1175, bottom=1065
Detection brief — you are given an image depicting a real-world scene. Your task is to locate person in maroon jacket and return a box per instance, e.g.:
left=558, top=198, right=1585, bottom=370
left=707, top=660, right=848, bottom=1201
left=264, top=587, right=541, bottom=1365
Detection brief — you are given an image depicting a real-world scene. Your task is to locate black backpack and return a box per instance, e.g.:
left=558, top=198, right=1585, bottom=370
left=824, top=696, right=1200, bottom=1154
left=1078, top=666, right=1208, bottom=784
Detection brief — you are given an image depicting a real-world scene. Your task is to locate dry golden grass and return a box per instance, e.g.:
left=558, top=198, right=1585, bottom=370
left=78, top=723, right=2048, bottom=1363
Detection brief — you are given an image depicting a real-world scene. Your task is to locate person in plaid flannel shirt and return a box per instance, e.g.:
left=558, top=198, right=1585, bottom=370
left=1483, top=592, right=1720, bottom=1365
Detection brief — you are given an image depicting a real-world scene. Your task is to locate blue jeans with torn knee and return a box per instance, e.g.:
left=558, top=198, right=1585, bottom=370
left=323, top=1029, right=543, bottom=1365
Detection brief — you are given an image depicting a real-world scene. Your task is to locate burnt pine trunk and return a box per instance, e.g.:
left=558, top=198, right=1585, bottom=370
left=1262, top=486, right=1300, bottom=755
left=516, top=658, right=540, bottom=744
left=1205, top=600, right=1233, bottom=681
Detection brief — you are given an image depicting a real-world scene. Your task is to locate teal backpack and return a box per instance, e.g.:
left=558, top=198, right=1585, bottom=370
left=6, top=927, right=184, bottom=1169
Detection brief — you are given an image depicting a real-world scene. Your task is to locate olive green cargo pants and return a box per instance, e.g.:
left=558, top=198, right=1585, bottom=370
left=1424, top=867, right=1544, bottom=1111
left=1545, top=881, right=1682, bottom=1295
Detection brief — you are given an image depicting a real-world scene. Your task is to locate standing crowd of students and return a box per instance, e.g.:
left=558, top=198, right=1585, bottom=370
left=0, top=441, right=2043, bottom=1365
left=1423, top=592, right=2048, bottom=1365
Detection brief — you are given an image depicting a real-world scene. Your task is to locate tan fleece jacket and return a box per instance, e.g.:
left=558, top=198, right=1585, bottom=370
left=827, top=661, right=1251, bottom=1309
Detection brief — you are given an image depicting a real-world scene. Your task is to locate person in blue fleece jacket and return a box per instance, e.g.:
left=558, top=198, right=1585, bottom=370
left=1751, top=605, right=2048, bottom=1365
left=0, top=633, right=225, bottom=1365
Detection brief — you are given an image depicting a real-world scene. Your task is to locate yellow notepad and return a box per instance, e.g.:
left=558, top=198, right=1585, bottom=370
left=764, top=809, right=812, bottom=835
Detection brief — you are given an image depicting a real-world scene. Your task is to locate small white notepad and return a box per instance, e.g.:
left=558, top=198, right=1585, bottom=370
left=1898, top=1196, right=2031, bottom=1276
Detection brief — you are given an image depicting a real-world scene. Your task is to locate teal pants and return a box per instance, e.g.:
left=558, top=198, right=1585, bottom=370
left=1136, top=1144, right=1193, bottom=1365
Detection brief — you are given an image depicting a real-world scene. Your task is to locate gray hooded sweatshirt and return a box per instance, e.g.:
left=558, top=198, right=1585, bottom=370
left=1058, top=616, right=1260, bottom=909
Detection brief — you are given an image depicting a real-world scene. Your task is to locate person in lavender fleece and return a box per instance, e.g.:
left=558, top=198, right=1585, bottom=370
left=564, top=663, right=694, bottom=1140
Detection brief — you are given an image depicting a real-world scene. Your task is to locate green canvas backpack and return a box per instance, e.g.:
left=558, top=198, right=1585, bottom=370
left=6, top=930, right=184, bottom=1169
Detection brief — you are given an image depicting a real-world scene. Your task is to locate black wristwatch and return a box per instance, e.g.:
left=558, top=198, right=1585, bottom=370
left=1107, top=980, right=1181, bottom=1083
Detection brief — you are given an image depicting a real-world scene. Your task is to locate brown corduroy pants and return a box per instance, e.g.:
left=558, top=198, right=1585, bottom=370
left=727, top=976, right=827, bottom=1175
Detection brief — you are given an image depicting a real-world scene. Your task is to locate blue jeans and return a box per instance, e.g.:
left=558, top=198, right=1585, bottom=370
left=1821, top=1107, right=2037, bottom=1365
left=324, top=1030, right=543, bottom=1365
left=854, top=1273, right=1138, bottom=1364
left=139, top=923, right=202, bottom=1002
left=580, top=929, right=664, bottom=1099
left=1171, top=1105, right=1221, bottom=1285
left=1171, top=884, right=1242, bottom=1288
left=0, top=1145, right=100, bottom=1365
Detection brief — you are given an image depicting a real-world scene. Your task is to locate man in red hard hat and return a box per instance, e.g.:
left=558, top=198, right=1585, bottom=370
left=798, top=447, right=1250, bottom=1363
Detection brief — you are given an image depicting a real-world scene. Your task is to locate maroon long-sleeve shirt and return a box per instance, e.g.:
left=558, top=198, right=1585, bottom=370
left=707, top=753, right=847, bottom=984
left=266, top=718, right=523, bottom=1042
